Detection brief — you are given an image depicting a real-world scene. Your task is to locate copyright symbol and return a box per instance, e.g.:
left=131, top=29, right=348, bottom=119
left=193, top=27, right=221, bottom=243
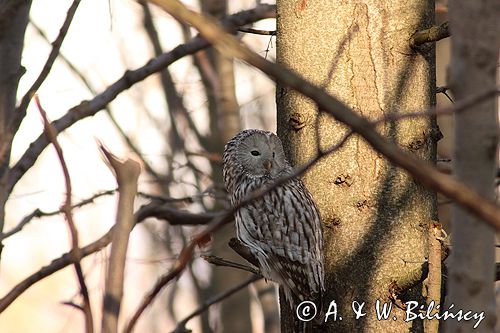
left=296, top=301, right=317, bottom=322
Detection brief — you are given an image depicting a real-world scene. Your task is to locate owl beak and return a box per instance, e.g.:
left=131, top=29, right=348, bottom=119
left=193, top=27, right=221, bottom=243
left=263, top=160, right=272, bottom=172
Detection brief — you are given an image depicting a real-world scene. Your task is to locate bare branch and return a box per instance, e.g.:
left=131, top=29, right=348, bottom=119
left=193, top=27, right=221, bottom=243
left=0, top=200, right=217, bottom=312
left=410, top=21, right=450, bottom=48
left=0, top=189, right=116, bottom=241
left=202, top=255, right=260, bottom=275
left=35, top=96, right=93, bottom=333
left=134, top=201, right=221, bottom=225
left=238, top=27, right=276, bottom=35
left=100, top=146, right=141, bottom=333
left=0, top=226, right=113, bottom=313
left=148, top=0, right=500, bottom=229
left=424, top=221, right=443, bottom=333
left=170, top=275, right=261, bottom=333
left=7, top=4, right=277, bottom=195
left=29, top=18, right=174, bottom=185
left=13, top=0, right=81, bottom=132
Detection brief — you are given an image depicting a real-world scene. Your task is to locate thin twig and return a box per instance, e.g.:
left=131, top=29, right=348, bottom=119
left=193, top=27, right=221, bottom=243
left=14, top=0, right=81, bottom=132
left=0, top=189, right=117, bottom=241
left=238, top=27, right=276, bottom=35
left=436, top=86, right=454, bottom=104
left=35, top=96, right=93, bottom=333
left=170, top=275, right=261, bottom=333
left=202, top=255, right=260, bottom=275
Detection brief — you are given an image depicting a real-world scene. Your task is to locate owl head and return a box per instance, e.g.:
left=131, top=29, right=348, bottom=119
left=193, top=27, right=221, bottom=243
left=223, top=129, right=291, bottom=182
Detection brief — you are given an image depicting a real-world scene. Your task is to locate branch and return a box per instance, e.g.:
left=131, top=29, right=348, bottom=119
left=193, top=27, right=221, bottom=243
left=120, top=84, right=500, bottom=330
left=134, top=201, right=221, bottom=225
left=14, top=0, right=81, bottom=132
left=0, top=202, right=217, bottom=312
left=100, top=146, right=141, bottom=333
left=122, top=243, right=196, bottom=333
left=410, top=22, right=450, bottom=48
left=202, top=255, right=260, bottom=275
left=7, top=4, right=276, bottom=195
left=170, top=275, right=261, bottom=333
left=0, top=225, right=113, bottom=313
left=28, top=19, right=164, bottom=184
left=0, top=189, right=116, bottom=241
left=35, top=96, right=93, bottom=333
left=238, top=27, right=276, bottom=35
left=424, top=221, right=443, bottom=333
left=148, top=0, right=500, bottom=229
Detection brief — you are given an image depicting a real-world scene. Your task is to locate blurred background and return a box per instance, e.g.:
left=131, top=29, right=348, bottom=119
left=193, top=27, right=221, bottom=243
left=0, top=0, right=497, bottom=332
left=1, top=1, right=276, bottom=332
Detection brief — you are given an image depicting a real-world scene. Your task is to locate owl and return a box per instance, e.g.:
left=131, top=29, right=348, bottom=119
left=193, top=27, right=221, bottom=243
left=222, top=129, right=324, bottom=309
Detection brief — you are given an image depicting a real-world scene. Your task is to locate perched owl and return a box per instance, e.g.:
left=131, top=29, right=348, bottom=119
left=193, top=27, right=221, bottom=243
left=222, top=129, right=324, bottom=309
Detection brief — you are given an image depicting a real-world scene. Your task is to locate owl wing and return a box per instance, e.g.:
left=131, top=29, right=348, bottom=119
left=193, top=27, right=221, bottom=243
left=235, top=178, right=324, bottom=301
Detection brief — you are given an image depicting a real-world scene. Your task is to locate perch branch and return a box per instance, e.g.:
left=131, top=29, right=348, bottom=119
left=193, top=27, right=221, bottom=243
left=202, top=255, right=260, bottom=275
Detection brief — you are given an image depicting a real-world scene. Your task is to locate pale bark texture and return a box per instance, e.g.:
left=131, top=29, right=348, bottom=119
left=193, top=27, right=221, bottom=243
left=0, top=0, right=32, bottom=255
left=446, top=0, right=499, bottom=332
left=276, top=0, right=438, bottom=332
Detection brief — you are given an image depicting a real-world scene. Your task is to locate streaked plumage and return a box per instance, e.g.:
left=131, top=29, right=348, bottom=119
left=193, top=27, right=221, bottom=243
left=222, top=129, right=324, bottom=308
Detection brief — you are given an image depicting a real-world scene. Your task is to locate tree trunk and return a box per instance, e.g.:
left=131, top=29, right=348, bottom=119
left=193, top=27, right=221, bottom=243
left=200, top=1, right=251, bottom=332
left=0, top=0, right=32, bottom=256
left=446, top=0, right=499, bottom=331
left=276, top=1, right=437, bottom=332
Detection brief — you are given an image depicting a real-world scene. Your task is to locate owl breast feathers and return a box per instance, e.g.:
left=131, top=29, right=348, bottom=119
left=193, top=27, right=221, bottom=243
left=222, top=129, right=324, bottom=307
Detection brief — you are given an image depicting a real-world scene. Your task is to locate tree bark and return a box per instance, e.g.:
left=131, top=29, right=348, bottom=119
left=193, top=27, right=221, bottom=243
left=0, top=0, right=32, bottom=256
left=446, top=0, right=499, bottom=331
left=276, top=0, right=437, bottom=331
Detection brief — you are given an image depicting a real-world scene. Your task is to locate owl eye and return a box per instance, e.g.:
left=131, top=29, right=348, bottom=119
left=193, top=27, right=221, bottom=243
left=272, top=152, right=275, bottom=158
left=250, top=150, right=260, bottom=156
